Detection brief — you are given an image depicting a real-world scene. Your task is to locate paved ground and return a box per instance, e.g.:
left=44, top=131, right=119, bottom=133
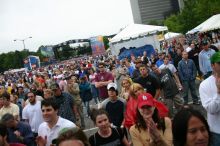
left=82, top=101, right=98, bottom=137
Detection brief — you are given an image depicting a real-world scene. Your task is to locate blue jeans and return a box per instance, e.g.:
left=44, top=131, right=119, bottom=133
left=211, top=132, right=220, bottom=146
left=91, top=84, right=99, bottom=104
left=83, top=101, right=90, bottom=116
left=17, top=99, right=23, bottom=119
left=182, top=80, right=198, bottom=104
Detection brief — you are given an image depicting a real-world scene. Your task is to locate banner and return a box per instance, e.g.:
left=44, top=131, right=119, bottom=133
left=90, top=36, right=106, bottom=56
left=24, top=56, right=40, bottom=70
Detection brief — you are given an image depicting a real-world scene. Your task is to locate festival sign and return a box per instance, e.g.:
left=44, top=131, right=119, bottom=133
left=90, top=36, right=106, bottom=56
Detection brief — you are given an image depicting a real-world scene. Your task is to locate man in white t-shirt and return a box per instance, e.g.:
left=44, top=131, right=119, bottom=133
left=22, top=91, right=44, bottom=137
left=36, top=98, right=76, bottom=146
left=199, top=52, right=220, bottom=146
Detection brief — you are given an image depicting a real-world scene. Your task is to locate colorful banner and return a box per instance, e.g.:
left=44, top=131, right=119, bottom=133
left=90, top=36, right=106, bottom=56
left=24, top=56, right=40, bottom=70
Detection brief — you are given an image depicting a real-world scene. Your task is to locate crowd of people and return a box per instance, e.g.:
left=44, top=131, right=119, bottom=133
left=0, top=34, right=220, bottom=146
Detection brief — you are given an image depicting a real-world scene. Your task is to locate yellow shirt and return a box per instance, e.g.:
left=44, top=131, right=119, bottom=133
left=0, top=103, right=19, bottom=120
left=7, top=86, right=12, bottom=94
left=129, top=117, right=173, bottom=146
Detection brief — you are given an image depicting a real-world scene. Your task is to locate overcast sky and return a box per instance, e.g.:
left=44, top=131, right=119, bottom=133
left=0, top=0, right=133, bottom=53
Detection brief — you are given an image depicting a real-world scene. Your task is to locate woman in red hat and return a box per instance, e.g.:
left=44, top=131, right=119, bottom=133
left=129, top=93, right=172, bottom=146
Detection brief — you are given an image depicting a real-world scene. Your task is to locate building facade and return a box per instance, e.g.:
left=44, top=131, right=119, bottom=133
left=130, top=0, right=182, bottom=24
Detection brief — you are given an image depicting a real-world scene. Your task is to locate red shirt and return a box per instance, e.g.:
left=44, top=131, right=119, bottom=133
left=95, top=71, right=114, bottom=99
left=124, top=96, right=138, bottom=129
left=87, top=63, right=92, bottom=68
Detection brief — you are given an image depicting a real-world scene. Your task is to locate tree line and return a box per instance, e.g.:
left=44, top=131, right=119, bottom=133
left=164, top=0, right=220, bottom=33
left=0, top=50, right=42, bottom=73
left=0, top=36, right=110, bottom=73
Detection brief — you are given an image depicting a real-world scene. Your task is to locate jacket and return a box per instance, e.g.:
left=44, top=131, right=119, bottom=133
left=178, top=59, right=197, bottom=81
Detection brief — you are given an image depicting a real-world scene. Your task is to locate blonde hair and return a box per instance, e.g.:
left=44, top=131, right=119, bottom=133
left=43, top=89, right=54, bottom=98
left=129, top=83, right=144, bottom=98
left=71, top=76, right=78, bottom=83
left=121, top=77, right=132, bottom=87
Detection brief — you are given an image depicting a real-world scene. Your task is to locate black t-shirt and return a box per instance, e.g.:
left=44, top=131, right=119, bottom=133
left=89, top=127, right=124, bottom=146
left=173, top=53, right=182, bottom=68
left=134, top=74, right=160, bottom=97
left=132, top=69, right=140, bottom=80
left=158, top=69, right=178, bottom=98
left=188, top=48, right=199, bottom=65
left=102, top=98, right=126, bottom=127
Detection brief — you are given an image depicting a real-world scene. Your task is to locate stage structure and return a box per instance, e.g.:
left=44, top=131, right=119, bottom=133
left=52, top=39, right=90, bottom=60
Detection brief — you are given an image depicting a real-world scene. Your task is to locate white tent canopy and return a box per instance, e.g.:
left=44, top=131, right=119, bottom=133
left=109, top=24, right=168, bottom=56
left=110, top=23, right=168, bottom=44
left=164, top=32, right=182, bottom=40
left=187, top=14, right=220, bottom=34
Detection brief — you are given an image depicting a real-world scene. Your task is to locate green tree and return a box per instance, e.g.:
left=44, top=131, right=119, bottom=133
left=14, top=50, right=23, bottom=68
left=36, top=46, right=46, bottom=60
left=148, top=20, right=163, bottom=26
left=103, top=36, right=109, bottom=50
left=164, top=14, right=183, bottom=32
left=0, top=48, right=44, bottom=72
left=59, top=45, right=70, bottom=60
left=164, top=0, right=220, bottom=33
left=0, top=53, right=6, bottom=72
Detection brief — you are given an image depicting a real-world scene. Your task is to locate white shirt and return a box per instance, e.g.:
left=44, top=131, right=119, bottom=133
left=38, top=116, right=76, bottom=146
left=186, top=46, right=192, bottom=52
left=159, top=63, right=177, bottom=74
left=22, top=101, right=44, bottom=133
left=199, top=75, right=220, bottom=134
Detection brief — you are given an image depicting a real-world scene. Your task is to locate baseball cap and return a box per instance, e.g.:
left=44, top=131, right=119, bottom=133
left=201, top=40, right=208, bottom=46
left=137, top=93, right=155, bottom=109
left=137, top=93, right=169, bottom=118
left=107, top=83, right=117, bottom=90
left=210, top=52, right=220, bottom=64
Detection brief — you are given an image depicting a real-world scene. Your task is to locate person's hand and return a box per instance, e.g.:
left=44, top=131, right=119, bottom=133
left=194, top=53, right=198, bottom=56
left=146, top=118, right=161, bottom=141
left=98, top=82, right=103, bottom=86
left=99, top=82, right=105, bottom=86
left=36, top=136, right=47, bottom=146
left=14, top=130, right=21, bottom=137
left=75, top=113, right=80, bottom=118
left=178, top=84, right=183, bottom=91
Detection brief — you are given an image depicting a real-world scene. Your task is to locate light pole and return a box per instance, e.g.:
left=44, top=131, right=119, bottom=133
left=14, top=36, right=32, bottom=50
